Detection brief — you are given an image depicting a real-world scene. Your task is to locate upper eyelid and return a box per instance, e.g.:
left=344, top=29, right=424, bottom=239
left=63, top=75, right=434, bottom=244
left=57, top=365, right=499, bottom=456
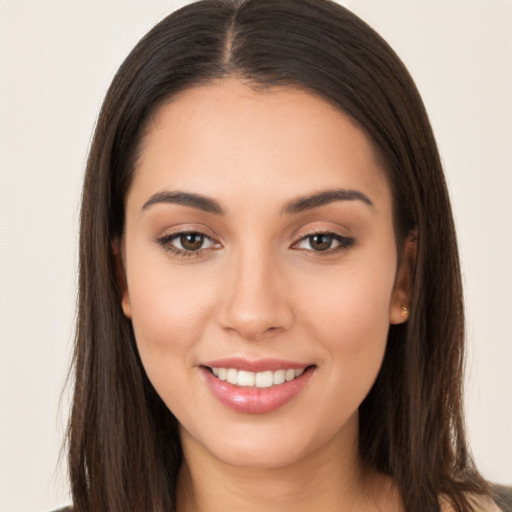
left=291, top=227, right=351, bottom=242
left=157, top=225, right=219, bottom=241
left=163, top=230, right=214, bottom=240
left=292, top=232, right=352, bottom=245
left=289, top=219, right=352, bottom=236
left=290, top=230, right=355, bottom=252
left=158, top=231, right=218, bottom=246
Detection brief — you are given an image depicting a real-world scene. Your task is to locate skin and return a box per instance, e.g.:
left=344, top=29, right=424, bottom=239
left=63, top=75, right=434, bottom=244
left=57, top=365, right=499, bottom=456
left=119, top=79, right=413, bottom=512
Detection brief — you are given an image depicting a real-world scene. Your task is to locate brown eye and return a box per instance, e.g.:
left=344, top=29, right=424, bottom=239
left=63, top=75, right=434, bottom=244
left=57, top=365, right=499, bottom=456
left=157, top=231, right=216, bottom=255
left=293, top=232, right=355, bottom=253
left=180, top=233, right=205, bottom=251
left=309, top=234, right=333, bottom=251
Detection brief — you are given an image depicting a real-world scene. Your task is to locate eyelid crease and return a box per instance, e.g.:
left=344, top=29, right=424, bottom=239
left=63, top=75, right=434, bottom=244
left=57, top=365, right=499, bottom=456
left=155, top=223, right=220, bottom=242
left=290, top=224, right=353, bottom=242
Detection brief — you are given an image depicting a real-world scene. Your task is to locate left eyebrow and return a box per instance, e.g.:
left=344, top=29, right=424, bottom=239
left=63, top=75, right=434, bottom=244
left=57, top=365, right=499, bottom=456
left=141, top=191, right=225, bottom=215
left=281, top=189, right=374, bottom=215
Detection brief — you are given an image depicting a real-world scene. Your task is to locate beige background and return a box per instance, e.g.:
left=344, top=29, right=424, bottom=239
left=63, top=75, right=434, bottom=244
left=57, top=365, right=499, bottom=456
left=0, top=1, right=510, bottom=510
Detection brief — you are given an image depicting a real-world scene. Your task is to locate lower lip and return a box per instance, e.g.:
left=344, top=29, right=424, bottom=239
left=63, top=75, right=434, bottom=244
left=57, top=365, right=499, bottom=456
left=201, top=366, right=314, bottom=414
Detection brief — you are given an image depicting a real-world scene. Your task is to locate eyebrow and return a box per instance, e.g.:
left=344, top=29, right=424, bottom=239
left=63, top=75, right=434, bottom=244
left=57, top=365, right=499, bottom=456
left=142, top=191, right=225, bottom=215
left=141, top=188, right=373, bottom=216
left=281, top=189, right=374, bottom=215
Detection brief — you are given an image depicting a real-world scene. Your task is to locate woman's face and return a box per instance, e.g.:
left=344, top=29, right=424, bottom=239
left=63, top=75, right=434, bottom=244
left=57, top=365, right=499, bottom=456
left=120, top=79, right=409, bottom=469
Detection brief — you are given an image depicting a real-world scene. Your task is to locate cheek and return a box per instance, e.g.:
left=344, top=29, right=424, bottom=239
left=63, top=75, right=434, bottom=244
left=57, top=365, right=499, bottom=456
left=300, top=255, right=396, bottom=339
left=124, top=252, right=217, bottom=385
left=126, top=275, right=217, bottom=422
left=295, top=255, right=396, bottom=387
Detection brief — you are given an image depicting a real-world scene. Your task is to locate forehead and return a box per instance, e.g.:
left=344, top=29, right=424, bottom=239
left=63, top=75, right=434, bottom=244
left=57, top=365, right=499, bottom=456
left=129, top=79, right=391, bottom=212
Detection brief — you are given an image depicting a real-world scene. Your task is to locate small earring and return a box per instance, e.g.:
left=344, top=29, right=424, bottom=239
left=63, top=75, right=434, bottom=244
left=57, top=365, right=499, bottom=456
left=401, top=306, right=409, bottom=320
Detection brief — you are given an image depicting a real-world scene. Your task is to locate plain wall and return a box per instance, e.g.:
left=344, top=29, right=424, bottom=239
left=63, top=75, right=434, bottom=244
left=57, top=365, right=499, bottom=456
left=0, top=1, right=510, bottom=510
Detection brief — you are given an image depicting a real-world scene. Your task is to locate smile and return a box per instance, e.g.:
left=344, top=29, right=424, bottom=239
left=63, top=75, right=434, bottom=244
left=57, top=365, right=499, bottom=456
left=209, top=367, right=305, bottom=388
left=200, top=359, right=315, bottom=414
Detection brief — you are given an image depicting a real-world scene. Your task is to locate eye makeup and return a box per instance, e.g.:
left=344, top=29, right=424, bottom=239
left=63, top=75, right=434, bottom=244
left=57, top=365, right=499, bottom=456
left=155, top=228, right=355, bottom=260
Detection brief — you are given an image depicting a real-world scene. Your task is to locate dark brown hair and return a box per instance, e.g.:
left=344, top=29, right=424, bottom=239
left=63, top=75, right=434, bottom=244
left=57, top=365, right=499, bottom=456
left=69, top=1, right=491, bottom=510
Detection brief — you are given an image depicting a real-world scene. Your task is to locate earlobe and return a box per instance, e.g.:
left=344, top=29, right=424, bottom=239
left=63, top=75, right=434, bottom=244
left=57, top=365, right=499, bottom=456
left=389, top=269, right=410, bottom=325
left=389, top=228, right=417, bottom=325
left=121, top=291, right=132, bottom=319
left=112, top=238, right=132, bottom=319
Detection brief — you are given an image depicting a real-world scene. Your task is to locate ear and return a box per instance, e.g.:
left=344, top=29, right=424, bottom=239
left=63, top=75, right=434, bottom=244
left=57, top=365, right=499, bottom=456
left=389, top=227, right=417, bottom=325
left=112, top=238, right=132, bottom=319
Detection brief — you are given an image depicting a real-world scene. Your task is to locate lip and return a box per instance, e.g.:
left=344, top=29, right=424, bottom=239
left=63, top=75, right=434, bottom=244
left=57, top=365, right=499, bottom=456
left=201, top=357, right=308, bottom=372
left=200, top=359, right=315, bottom=414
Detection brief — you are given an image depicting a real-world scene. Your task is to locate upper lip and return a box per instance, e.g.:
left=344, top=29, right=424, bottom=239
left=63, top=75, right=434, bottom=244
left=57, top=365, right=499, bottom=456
left=200, top=357, right=311, bottom=372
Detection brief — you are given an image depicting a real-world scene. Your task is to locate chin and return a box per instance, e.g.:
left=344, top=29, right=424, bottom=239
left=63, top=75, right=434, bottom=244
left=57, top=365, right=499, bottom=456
left=180, top=415, right=349, bottom=471
left=211, top=439, right=311, bottom=470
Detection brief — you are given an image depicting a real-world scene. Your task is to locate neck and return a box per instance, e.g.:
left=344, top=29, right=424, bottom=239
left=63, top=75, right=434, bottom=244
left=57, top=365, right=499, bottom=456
left=175, top=415, right=400, bottom=512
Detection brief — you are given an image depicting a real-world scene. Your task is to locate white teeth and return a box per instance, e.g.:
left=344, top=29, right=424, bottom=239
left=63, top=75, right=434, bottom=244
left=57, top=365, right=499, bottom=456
left=285, top=369, right=296, bottom=382
left=237, top=370, right=255, bottom=387
left=254, top=370, right=273, bottom=388
left=273, top=369, right=285, bottom=385
left=210, top=367, right=307, bottom=388
left=226, top=368, right=238, bottom=385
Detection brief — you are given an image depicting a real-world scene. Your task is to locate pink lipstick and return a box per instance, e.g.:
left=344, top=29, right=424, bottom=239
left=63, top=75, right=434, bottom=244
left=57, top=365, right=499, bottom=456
left=200, top=358, right=315, bottom=414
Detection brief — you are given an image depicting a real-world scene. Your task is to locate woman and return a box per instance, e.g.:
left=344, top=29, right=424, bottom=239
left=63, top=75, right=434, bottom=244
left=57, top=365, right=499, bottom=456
left=62, top=0, right=510, bottom=511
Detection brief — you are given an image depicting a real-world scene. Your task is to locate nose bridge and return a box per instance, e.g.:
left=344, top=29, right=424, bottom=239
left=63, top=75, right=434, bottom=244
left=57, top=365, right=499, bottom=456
left=218, top=241, right=293, bottom=339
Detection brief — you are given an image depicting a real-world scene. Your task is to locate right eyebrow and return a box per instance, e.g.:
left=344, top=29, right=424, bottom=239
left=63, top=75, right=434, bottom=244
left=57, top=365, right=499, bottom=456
left=141, top=191, right=225, bottom=215
left=281, top=188, right=374, bottom=215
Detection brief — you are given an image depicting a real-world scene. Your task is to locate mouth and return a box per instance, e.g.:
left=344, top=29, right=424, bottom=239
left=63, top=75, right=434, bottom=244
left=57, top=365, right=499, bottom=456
left=200, top=359, right=316, bottom=414
left=204, top=366, right=310, bottom=388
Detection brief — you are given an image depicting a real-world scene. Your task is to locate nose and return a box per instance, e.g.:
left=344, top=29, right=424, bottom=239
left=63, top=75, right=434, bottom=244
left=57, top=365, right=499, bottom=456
left=217, top=247, right=294, bottom=341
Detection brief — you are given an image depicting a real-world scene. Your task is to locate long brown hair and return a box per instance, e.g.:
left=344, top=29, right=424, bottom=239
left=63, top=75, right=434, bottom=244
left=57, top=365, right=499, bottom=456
left=69, top=1, right=491, bottom=510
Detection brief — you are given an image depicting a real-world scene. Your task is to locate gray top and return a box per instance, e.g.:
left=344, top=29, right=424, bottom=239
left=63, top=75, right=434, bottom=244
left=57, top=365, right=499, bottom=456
left=494, top=484, right=512, bottom=512
left=50, top=485, right=512, bottom=512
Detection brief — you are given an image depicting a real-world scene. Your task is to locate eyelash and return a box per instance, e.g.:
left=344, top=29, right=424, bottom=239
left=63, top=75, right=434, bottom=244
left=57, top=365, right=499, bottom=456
left=292, top=232, right=355, bottom=255
left=157, top=232, right=218, bottom=259
left=156, top=231, right=355, bottom=258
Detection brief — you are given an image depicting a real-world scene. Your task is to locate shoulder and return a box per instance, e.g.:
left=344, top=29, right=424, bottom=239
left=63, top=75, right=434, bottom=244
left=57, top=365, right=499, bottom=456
left=439, top=486, right=512, bottom=512
left=492, top=484, right=512, bottom=512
